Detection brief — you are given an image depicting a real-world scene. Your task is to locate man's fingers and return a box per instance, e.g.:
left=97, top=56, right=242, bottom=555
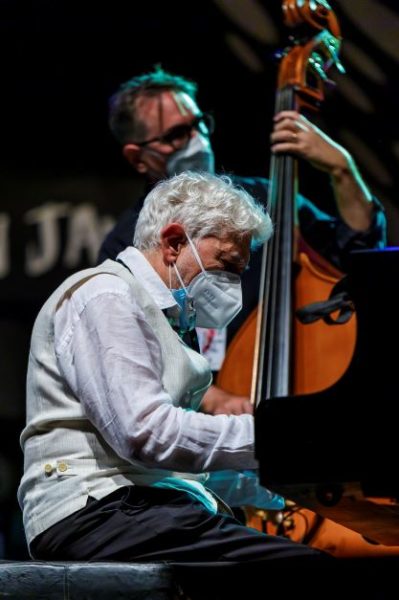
left=295, top=119, right=310, bottom=132
left=271, top=142, right=300, bottom=154
left=213, top=397, right=253, bottom=416
left=271, top=130, right=299, bottom=144
left=273, top=112, right=311, bottom=134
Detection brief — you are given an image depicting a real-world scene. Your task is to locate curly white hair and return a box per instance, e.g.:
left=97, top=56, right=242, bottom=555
left=133, top=171, right=272, bottom=250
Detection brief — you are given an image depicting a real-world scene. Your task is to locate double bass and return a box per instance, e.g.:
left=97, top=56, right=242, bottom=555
left=218, top=0, right=399, bottom=557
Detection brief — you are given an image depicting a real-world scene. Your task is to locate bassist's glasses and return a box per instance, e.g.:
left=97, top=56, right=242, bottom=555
left=135, top=113, right=215, bottom=150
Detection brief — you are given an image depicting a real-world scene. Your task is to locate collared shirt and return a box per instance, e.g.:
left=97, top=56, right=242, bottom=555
left=54, top=248, right=260, bottom=491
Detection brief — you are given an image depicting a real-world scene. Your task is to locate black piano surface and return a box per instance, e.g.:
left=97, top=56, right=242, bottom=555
left=255, top=248, right=399, bottom=545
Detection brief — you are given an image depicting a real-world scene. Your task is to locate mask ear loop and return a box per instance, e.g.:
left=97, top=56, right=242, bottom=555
left=170, top=260, right=196, bottom=330
left=172, top=261, right=189, bottom=294
left=186, top=234, right=208, bottom=277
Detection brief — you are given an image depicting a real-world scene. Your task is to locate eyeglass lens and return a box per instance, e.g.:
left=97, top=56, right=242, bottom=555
left=162, top=113, right=214, bottom=148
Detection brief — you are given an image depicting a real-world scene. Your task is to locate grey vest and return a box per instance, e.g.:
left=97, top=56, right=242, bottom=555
left=18, top=259, right=212, bottom=545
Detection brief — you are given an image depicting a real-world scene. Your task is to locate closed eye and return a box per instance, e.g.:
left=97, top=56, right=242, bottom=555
left=222, top=260, right=248, bottom=275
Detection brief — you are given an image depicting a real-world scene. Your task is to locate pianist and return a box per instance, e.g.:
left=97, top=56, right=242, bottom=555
left=18, top=172, right=337, bottom=597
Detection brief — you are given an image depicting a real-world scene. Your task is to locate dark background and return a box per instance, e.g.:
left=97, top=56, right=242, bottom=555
left=1, top=0, right=399, bottom=558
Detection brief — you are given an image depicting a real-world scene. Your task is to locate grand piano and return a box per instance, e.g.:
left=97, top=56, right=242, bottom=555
left=255, top=248, right=399, bottom=546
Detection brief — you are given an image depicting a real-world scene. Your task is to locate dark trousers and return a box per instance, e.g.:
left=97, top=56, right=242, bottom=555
left=30, top=486, right=387, bottom=599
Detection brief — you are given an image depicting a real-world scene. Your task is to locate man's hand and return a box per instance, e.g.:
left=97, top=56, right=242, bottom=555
left=271, top=110, right=373, bottom=231
left=271, top=110, right=349, bottom=174
left=200, top=385, right=253, bottom=415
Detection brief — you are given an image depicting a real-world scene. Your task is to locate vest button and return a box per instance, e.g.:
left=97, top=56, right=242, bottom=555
left=44, top=463, right=53, bottom=475
left=58, top=462, right=68, bottom=473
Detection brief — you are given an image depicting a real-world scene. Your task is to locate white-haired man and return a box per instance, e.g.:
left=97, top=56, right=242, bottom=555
left=19, top=173, right=334, bottom=594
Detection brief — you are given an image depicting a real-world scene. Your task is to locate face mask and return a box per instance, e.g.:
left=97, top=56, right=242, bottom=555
left=186, top=237, right=242, bottom=329
left=166, top=134, right=215, bottom=176
left=188, top=269, right=242, bottom=329
left=169, top=265, right=196, bottom=331
left=171, top=235, right=243, bottom=330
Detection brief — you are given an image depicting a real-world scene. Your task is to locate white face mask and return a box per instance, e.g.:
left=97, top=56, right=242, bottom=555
left=166, top=134, right=215, bottom=176
left=172, top=235, right=243, bottom=330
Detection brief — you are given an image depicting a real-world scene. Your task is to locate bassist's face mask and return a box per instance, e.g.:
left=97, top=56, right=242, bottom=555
left=170, top=234, right=242, bottom=330
left=166, top=134, right=215, bottom=176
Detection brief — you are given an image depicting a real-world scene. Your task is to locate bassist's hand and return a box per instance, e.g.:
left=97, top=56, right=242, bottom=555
left=271, top=110, right=350, bottom=175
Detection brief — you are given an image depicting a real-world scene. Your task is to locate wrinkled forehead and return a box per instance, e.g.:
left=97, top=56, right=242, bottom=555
left=171, top=91, right=199, bottom=116
left=135, top=90, right=200, bottom=126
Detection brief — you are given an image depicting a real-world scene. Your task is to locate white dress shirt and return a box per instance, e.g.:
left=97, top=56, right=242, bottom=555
left=54, top=247, right=283, bottom=510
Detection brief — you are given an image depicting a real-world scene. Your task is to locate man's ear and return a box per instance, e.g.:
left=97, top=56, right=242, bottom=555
left=160, top=224, right=187, bottom=265
left=123, top=144, right=148, bottom=174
